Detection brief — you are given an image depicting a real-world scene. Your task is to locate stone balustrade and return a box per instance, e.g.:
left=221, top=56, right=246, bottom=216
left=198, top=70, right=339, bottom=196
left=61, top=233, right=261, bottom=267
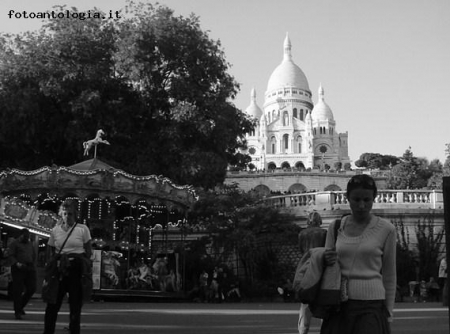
left=263, top=189, right=444, bottom=211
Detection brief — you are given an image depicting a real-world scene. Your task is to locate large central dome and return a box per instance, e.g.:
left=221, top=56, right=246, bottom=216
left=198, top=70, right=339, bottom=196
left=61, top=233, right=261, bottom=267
left=266, top=34, right=310, bottom=93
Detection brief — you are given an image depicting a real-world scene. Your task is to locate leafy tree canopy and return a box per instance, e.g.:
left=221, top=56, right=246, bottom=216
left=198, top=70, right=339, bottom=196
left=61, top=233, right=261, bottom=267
left=0, top=1, right=255, bottom=189
left=387, top=147, right=435, bottom=189
left=356, top=147, right=450, bottom=190
left=427, top=155, right=450, bottom=189
left=188, top=184, right=298, bottom=282
left=354, top=152, right=399, bottom=170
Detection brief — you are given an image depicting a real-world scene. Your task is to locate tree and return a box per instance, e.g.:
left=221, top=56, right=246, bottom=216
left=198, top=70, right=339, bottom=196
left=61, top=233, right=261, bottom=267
left=0, top=1, right=255, bottom=189
left=354, top=159, right=368, bottom=168
left=415, top=214, right=445, bottom=281
left=387, top=148, right=432, bottom=189
left=392, top=218, right=416, bottom=288
left=427, top=154, right=450, bottom=189
left=343, top=162, right=352, bottom=171
left=393, top=214, right=445, bottom=288
left=188, top=184, right=299, bottom=295
left=355, top=148, right=447, bottom=190
left=355, top=153, right=398, bottom=170
left=333, top=161, right=342, bottom=171
left=111, top=2, right=255, bottom=188
left=0, top=6, right=124, bottom=168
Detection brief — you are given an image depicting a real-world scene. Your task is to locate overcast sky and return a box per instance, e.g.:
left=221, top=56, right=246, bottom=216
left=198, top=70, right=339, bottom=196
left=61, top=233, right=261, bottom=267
left=1, top=0, right=449, bottom=164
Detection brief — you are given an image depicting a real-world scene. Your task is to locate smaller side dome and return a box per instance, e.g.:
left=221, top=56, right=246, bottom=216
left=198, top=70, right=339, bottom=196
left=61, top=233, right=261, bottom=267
left=245, top=88, right=263, bottom=119
left=311, top=84, right=334, bottom=121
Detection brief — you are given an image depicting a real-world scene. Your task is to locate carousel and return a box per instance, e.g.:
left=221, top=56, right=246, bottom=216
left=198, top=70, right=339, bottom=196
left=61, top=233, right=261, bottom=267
left=0, top=130, right=197, bottom=298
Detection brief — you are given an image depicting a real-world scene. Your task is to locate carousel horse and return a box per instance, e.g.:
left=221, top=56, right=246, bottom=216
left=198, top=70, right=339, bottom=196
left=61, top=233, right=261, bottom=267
left=83, top=129, right=110, bottom=156
left=102, top=251, right=121, bottom=287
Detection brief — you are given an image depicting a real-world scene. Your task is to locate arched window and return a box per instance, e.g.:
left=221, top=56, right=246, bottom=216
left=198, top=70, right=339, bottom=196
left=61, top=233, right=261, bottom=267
left=270, top=136, right=276, bottom=154
left=297, top=136, right=302, bottom=154
left=294, top=162, right=306, bottom=171
left=293, top=108, right=298, bottom=118
left=324, top=184, right=342, bottom=191
left=283, top=134, right=289, bottom=151
left=281, top=161, right=290, bottom=170
left=289, top=182, right=306, bottom=193
left=254, top=184, right=271, bottom=196
left=300, top=109, right=304, bottom=120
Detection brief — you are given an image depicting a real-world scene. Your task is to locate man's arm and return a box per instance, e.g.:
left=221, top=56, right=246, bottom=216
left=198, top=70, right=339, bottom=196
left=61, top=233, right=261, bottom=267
left=7, top=241, right=19, bottom=266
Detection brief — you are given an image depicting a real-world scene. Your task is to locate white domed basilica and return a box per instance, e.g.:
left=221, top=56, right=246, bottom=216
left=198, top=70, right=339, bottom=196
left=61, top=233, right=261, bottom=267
left=244, top=34, right=350, bottom=171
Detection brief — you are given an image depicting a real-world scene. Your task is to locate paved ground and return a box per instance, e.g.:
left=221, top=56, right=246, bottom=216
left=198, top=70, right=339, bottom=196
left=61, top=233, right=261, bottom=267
left=0, top=298, right=448, bottom=334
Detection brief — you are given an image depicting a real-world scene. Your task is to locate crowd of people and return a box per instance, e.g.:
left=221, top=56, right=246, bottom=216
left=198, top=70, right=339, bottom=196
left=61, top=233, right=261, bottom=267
left=188, top=266, right=241, bottom=303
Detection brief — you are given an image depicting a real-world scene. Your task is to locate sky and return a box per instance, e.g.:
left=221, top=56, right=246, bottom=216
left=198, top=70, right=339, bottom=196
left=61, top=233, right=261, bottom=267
left=1, top=0, right=449, bottom=165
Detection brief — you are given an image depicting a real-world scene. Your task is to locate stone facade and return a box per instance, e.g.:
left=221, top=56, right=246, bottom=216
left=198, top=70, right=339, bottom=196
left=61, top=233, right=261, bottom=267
left=243, top=34, right=350, bottom=171
left=225, top=170, right=387, bottom=195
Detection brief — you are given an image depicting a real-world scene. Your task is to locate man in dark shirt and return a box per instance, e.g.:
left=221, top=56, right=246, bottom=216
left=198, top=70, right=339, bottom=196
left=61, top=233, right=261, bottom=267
left=8, top=228, right=37, bottom=320
left=297, top=212, right=327, bottom=334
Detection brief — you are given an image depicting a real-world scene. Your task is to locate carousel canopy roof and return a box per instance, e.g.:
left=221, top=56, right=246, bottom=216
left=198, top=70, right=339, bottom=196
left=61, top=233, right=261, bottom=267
left=0, top=159, right=198, bottom=210
left=69, top=158, right=117, bottom=171
left=0, top=158, right=198, bottom=236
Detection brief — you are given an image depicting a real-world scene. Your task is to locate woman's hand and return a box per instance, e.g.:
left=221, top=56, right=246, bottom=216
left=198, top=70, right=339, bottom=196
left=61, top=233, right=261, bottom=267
left=324, top=248, right=337, bottom=266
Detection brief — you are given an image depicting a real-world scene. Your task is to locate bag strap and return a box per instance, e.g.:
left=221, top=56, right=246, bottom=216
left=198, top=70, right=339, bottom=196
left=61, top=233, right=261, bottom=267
left=334, top=219, right=341, bottom=245
left=57, top=222, right=78, bottom=255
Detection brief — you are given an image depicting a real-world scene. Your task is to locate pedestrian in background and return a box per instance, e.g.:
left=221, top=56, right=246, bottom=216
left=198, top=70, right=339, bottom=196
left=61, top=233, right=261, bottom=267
left=42, top=199, right=92, bottom=334
left=426, top=277, right=440, bottom=302
left=8, top=228, right=37, bottom=320
left=439, top=257, right=447, bottom=306
left=199, top=270, right=209, bottom=302
left=322, top=174, right=396, bottom=334
left=297, top=211, right=327, bottom=334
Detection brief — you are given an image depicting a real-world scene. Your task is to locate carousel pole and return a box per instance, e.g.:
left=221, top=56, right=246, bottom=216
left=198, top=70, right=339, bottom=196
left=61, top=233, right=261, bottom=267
left=182, top=214, right=187, bottom=293
left=165, top=208, right=169, bottom=256
left=126, top=204, right=132, bottom=274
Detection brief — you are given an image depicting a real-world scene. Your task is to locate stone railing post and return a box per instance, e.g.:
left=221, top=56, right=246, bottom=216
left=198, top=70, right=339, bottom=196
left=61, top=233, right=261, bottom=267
left=396, top=191, right=404, bottom=203
left=315, top=192, right=333, bottom=210
left=430, top=190, right=444, bottom=209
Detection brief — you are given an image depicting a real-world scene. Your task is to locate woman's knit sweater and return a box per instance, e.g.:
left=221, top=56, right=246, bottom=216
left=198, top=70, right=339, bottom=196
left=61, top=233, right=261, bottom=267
left=325, top=216, right=397, bottom=320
